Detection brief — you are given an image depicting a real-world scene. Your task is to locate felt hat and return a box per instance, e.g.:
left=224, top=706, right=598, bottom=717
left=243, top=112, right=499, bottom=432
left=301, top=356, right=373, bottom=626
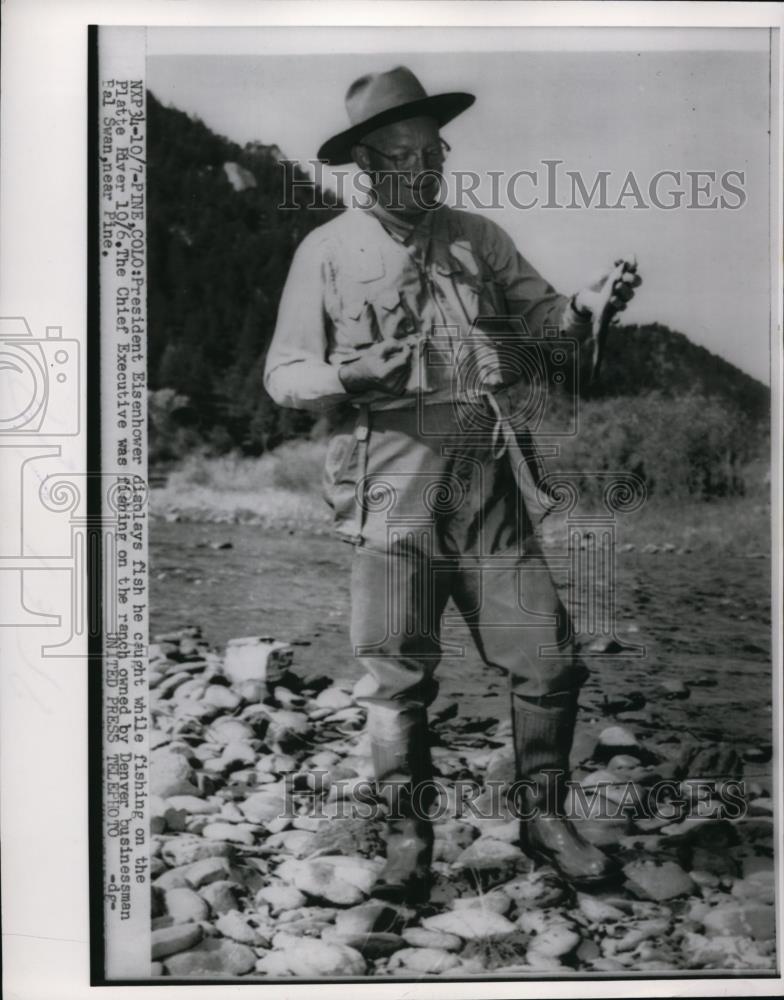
left=317, top=65, right=474, bottom=165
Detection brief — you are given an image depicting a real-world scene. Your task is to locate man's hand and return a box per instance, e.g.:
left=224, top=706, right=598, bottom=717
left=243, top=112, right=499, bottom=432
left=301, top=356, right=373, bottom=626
left=572, top=256, right=642, bottom=322
left=338, top=339, right=414, bottom=396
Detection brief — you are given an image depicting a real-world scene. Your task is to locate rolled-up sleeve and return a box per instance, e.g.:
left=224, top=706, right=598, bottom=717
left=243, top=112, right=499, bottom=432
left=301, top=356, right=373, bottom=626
left=263, top=231, right=349, bottom=412
left=481, top=218, right=593, bottom=343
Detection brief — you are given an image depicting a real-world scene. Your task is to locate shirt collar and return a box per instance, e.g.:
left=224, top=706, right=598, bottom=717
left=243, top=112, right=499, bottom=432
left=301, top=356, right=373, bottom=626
left=363, top=199, right=440, bottom=246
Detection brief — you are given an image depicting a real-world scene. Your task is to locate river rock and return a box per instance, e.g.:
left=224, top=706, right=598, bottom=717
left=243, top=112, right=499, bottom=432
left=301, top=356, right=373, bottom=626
left=151, top=750, right=198, bottom=797
left=161, top=837, right=233, bottom=868
left=423, top=909, right=516, bottom=940
left=703, top=902, right=775, bottom=941
left=334, top=900, right=403, bottom=935
left=323, top=929, right=404, bottom=959
left=315, top=687, right=354, bottom=711
left=215, top=909, right=267, bottom=945
left=207, top=717, right=256, bottom=745
left=623, top=860, right=694, bottom=900
left=181, top=856, right=233, bottom=889
left=199, top=879, right=239, bottom=914
left=390, top=947, right=462, bottom=974
left=577, top=894, right=626, bottom=923
left=603, top=918, right=670, bottom=955
left=402, top=927, right=463, bottom=951
left=681, top=932, right=774, bottom=970
left=201, top=822, right=255, bottom=846
left=454, top=837, right=524, bottom=870
left=731, top=871, right=775, bottom=905
left=151, top=922, right=203, bottom=959
left=276, top=856, right=383, bottom=906
left=166, top=795, right=220, bottom=815
left=526, top=924, right=581, bottom=959
left=453, top=891, right=512, bottom=916
left=219, top=742, right=259, bottom=770
left=502, top=871, right=568, bottom=909
left=266, top=940, right=366, bottom=977
left=265, top=830, right=317, bottom=858
left=202, top=685, right=242, bottom=711
left=239, top=787, right=290, bottom=825
left=164, top=887, right=210, bottom=923
left=163, top=937, right=257, bottom=976
left=595, top=726, right=640, bottom=762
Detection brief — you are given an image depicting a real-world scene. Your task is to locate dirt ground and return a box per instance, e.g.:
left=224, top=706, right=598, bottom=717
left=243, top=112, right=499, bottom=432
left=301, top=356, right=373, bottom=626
left=150, top=519, right=772, bottom=760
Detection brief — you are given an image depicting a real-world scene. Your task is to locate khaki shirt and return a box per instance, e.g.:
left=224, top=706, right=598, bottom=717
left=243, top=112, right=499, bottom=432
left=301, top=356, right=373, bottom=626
left=264, top=203, right=592, bottom=412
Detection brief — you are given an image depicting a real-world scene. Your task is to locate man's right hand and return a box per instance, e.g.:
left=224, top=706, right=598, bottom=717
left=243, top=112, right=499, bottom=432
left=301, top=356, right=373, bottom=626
left=338, top=340, right=414, bottom=396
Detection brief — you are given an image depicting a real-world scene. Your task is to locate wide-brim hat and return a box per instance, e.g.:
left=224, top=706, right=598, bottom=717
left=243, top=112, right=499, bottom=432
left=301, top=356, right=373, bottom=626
left=317, top=65, right=475, bottom=165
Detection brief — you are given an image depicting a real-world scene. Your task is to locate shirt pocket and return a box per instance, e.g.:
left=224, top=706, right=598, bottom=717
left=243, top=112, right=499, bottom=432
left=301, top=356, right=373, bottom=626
left=339, top=282, right=417, bottom=349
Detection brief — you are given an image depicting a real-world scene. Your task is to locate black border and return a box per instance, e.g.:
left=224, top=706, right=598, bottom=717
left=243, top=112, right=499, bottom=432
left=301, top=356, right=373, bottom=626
left=87, top=22, right=106, bottom=986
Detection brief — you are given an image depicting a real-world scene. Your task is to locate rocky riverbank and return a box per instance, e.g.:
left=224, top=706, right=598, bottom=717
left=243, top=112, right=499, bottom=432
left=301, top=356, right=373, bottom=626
left=148, top=628, right=776, bottom=979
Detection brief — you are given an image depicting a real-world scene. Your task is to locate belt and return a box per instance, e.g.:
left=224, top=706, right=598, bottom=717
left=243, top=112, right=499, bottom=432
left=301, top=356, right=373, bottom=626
left=352, top=383, right=558, bottom=525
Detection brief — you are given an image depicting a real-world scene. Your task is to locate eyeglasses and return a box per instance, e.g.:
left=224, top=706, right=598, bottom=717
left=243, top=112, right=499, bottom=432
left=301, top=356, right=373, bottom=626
left=359, top=138, right=451, bottom=171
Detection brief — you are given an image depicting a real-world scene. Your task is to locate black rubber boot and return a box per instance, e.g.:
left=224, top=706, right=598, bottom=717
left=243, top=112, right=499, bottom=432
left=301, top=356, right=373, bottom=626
left=511, top=689, right=619, bottom=888
left=366, top=702, right=434, bottom=903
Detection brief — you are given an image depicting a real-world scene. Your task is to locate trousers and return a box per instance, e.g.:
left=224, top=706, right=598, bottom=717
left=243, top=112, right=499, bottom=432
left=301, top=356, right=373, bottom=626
left=331, top=400, right=589, bottom=708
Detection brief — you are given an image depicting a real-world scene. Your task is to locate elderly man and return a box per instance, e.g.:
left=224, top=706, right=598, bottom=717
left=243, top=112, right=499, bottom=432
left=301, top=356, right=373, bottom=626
left=264, top=67, right=641, bottom=902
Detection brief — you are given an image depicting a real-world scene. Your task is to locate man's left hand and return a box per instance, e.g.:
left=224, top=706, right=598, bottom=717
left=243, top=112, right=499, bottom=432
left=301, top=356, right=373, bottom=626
left=573, top=256, right=642, bottom=321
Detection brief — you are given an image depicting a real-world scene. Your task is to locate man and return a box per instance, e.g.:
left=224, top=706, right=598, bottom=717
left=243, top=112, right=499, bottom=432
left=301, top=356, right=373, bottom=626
left=264, top=66, right=641, bottom=902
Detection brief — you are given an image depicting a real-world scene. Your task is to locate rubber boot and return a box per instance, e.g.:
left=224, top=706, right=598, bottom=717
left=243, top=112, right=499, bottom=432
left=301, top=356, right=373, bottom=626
left=511, top=689, right=619, bottom=887
left=366, top=702, right=434, bottom=903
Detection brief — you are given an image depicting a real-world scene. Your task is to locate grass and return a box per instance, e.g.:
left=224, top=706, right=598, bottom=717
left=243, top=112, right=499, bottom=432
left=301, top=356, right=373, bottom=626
left=151, top=443, right=771, bottom=555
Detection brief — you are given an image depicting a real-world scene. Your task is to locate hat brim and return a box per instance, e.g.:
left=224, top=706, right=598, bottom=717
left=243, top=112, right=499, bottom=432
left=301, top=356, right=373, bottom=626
left=317, top=92, right=475, bottom=165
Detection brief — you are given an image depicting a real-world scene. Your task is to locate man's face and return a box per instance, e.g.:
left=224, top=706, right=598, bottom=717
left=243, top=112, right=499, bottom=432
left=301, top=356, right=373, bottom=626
left=355, top=116, right=445, bottom=215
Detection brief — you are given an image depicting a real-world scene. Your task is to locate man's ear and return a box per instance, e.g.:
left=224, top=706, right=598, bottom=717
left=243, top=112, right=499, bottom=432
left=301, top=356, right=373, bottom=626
left=352, top=144, right=370, bottom=171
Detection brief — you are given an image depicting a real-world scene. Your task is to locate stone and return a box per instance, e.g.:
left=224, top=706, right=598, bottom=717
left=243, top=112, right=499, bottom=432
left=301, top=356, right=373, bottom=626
left=276, top=856, right=383, bottom=906
left=215, top=909, right=266, bottom=945
left=199, top=879, right=239, bottom=914
left=315, top=687, right=354, bottom=711
left=422, top=909, right=516, bottom=940
left=201, top=822, right=256, bottom=846
left=151, top=751, right=198, bottom=797
left=267, top=940, right=366, bottom=977
left=401, top=928, right=463, bottom=952
left=607, top=754, right=642, bottom=770
left=452, top=891, right=512, bottom=916
left=502, top=871, right=568, bottom=910
left=264, top=829, right=317, bottom=858
left=681, top=932, right=775, bottom=971
left=183, top=856, right=233, bottom=889
left=334, top=900, right=403, bottom=935
left=202, top=685, right=242, bottom=711
left=161, top=837, right=233, bottom=868
left=164, top=887, right=210, bottom=923
left=577, top=894, right=626, bottom=923
left=166, top=795, right=220, bottom=815
left=454, top=838, right=525, bottom=870
left=731, top=871, right=776, bottom=905
left=623, top=860, right=694, bottom=901
left=223, top=636, right=292, bottom=686
left=323, top=930, right=404, bottom=959
left=163, top=938, right=257, bottom=977
left=209, top=719, right=258, bottom=747
left=603, top=918, right=670, bottom=955
left=219, top=742, right=258, bottom=769
left=526, top=924, right=581, bottom=959
left=151, top=923, right=203, bottom=959
left=595, top=726, right=639, bottom=762
left=390, top=947, right=462, bottom=974
left=659, top=679, right=690, bottom=699
left=239, top=787, right=290, bottom=825
left=703, top=903, right=775, bottom=941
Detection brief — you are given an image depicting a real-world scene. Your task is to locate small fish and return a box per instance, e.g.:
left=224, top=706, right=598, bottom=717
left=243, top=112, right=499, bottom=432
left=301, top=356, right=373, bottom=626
left=591, top=257, right=638, bottom=383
